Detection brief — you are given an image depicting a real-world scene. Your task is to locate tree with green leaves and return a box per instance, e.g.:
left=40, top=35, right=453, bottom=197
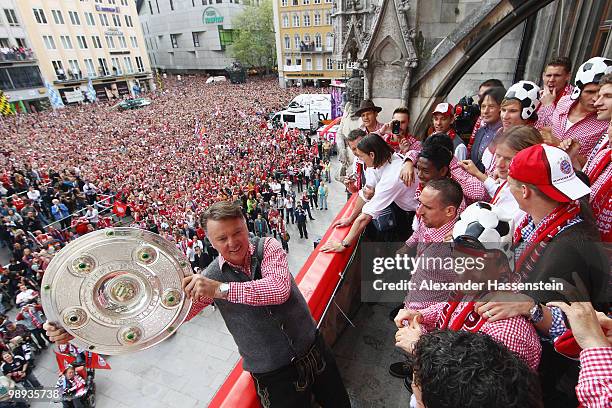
left=229, top=0, right=276, bottom=74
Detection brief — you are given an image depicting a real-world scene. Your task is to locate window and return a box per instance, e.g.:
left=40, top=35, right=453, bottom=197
left=315, top=56, right=322, bottom=70
left=303, top=0, right=309, bottom=4
left=15, top=38, right=26, bottom=48
left=52, top=60, right=65, bottom=78
left=84, top=59, right=95, bottom=77
left=325, top=11, right=331, bottom=25
left=295, top=58, right=301, bottom=65
left=281, top=0, right=287, bottom=6
left=109, top=0, right=116, bottom=4
left=111, top=57, right=121, bottom=75
left=118, top=36, right=127, bottom=48
left=85, top=12, right=95, bottom=26
left=130, top=36, right=138, bottom=48
left=284, top=35, right=290, bottom=49
left=105, top=36, right=115, bottom=48
left=315, top=33, right=322, bottom=48
left=294, top=34, right=300, bottom=49
left=91, top=36, right=102, bottom=48
left=170, top=34, right=179, bottom=48
left=282, top=14, right=289, bottom=28
left=33, top=8, right=47, bottom=24
left=112, top=14, right=121, bottom=27
left=292, top=14, right=299, bottom=27
left=125, top=15, right=133, bottom=27
left=304, top=34, right=311, bottom=44
left=51, top=9, right=64, bottom=24
left=43, top=36, right=56, bottom=50
left=69, top=11, right=81, bottom=25
left=285, top=58, right=292, bottom=66
left=292, top=0, right=298, bottom=5
left=314, top=0, right=321, bottom=3
left=219, top=29, right=235, bottom=49
left=77, top=36, right=88, bottom=49
left=121, top=0, right=129, bottom=5
left=592, top=1, right=612, bottom=57
left=98, top=57, right=109, bottom=75
left=170, top=0, right=174, bottom=10
left=325, top=0, right=332, bottom=3
left=313, top=12, right=320, bottom=26
left=4, top=9, right=18, bottom=26
left=60, top=36, right=74, bottom=50
left=192, top=32, right=200, bottom=47
left=68, top=60, right=81, bottom=77
left=99, top=14, right=109, bottom=26
left=1, top=66, right=44, bottom=90
left=337, top=60, right=344, bottom=70
left=303, top=13, right=310, bottom=27
left=124, top=57, right=134, bottom=73
left=305, top=58, right=312, bottom=70
left=135, top=56, right=145, bottom=72
left=326, top=33, right=333, bottom=49
left=326, top=58, right=333, bottom=70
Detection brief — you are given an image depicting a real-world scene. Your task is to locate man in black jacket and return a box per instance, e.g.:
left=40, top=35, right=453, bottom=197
left=295, top=205, right=308, bottom=239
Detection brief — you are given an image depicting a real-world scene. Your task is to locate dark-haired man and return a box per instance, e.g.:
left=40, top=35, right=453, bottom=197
left=45, top=201, right=351, bottom=408
left=376, top=107, right=421, bottom=154
left=467, top=78, right=505, bottom=154
left=537, top=56, right=573, bottom=122
left=407, top=331, right=543, bottom=408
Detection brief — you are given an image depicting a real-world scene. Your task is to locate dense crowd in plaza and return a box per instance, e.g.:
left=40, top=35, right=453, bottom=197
left=1, top=52, right=612, bottom=408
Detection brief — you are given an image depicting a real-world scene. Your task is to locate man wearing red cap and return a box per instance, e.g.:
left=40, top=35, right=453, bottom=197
left=429, top=102, right=467, bottom=160
left=507, top=144, right=606, bottom=299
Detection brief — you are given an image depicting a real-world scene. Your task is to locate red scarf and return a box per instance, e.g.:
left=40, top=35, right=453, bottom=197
left=26, top=307, right=42, bottom=329
left=586, top=149, right=612, bottom=241
left=490, top=180, right=508, bottom=205
left=513, top=202, right=581, bottom=279
left=437, top=296, right=486, bottom=333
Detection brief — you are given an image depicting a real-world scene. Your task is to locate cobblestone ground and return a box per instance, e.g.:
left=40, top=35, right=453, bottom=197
left=21, top=157, right=348, bottom=408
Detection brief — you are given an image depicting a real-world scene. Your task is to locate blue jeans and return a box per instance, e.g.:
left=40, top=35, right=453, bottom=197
left=318, top=195, right=327, bottom=209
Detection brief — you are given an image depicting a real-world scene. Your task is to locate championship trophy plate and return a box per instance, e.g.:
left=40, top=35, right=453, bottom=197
left=41, top=228, right=193, bottom=355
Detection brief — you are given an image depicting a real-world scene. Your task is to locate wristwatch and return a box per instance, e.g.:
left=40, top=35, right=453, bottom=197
left=529, top=302, right=544, bottom=323
left=340, top=240, right=350, bottom=248
left=218, top=283, right=230, bottom=299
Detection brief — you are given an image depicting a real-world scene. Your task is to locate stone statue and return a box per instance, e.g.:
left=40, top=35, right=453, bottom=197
left=334, top=101, right=362, bottom=181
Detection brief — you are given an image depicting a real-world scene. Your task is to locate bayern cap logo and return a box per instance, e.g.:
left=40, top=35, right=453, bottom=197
left=560, top=159, right=572, bottom=175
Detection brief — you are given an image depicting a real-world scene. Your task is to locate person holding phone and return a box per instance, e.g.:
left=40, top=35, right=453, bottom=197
left=376, top=107, right=421, bottom=155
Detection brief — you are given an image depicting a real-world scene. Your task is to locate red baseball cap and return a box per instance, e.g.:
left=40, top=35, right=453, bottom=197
left=508, top=144, right=590, bottom=202
left=432, top=102, right=454, bottom=116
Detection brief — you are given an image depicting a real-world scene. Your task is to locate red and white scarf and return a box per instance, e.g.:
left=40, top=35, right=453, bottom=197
left=436, top=294, right=486, bottom=333
left=513, top=201, right=581, bottom=279
left=586, top=148, right=612, bottom=242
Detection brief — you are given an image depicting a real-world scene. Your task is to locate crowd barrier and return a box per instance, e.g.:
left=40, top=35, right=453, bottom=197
left=208, top=194, right=359, bottom=408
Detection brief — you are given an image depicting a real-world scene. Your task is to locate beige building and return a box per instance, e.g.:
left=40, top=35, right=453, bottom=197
left=11, top=0, right=153, bottom=104
left=272, top=0, right=345, bottom=88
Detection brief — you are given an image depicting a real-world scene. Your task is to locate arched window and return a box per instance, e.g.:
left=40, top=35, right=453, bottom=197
left=303, top=13, right=310, bottom=27
left=325, top=11, right=331, bottom=25
left=282, top=14, right=289, bottom=28
left=326, top=33, right=333, bottom=49
left=292, top=14, right=300, bottom=27
left=315, top=33, right=322, bottom=48
left=304, top=34, right=311, bottom=45
left=284, top=35, right=290, bottom=49
left=314, top=12, right=321, bottom=25
left=294, top=34, right=300, bottom=49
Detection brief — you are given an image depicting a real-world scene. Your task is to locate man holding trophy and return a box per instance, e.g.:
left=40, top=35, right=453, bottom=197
left=44, top=201, right=350, bottom=408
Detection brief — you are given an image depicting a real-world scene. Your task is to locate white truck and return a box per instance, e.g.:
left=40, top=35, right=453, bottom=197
left=269, top=107, right=319, bottom=131
left=286, top=94, right=332, bottom=123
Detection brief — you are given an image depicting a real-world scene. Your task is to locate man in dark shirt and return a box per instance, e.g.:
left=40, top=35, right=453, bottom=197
left=295, top=205, right=308, bottom=239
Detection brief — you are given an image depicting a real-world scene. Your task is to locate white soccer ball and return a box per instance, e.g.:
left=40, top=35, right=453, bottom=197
left=571, top=57, right=612, bottom=100
left=452, top=201, right=514, bottom=255
left=505, top=81, right=541, bottom=120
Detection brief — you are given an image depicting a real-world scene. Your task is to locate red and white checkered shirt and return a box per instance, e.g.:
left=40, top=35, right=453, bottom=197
left=420, top=301, right=542, bottom=370
left=540, top=95, right=608, bottom=157
left=576, top=347, right=612, bottom=408
left=535, top=83, right=574, bottom=128
left=449, top=157, right=489, bottom=204
left=186, top=238, right=291, bottom=320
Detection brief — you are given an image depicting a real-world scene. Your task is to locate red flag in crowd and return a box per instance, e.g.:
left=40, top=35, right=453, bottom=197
left=86, top=352, right=111, bottom=370
left=113, top=201, right=127, bottom=217
left=54, top=351, right=76, bottom=372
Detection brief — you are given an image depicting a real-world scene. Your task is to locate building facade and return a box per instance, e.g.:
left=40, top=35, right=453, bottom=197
left=272, top=0, right=345, bottom=87
left=0, top=0, right=47, bottom=112
left=10, top=0, right=153, bottom=105
left=137, top=0, right=246, bottom=73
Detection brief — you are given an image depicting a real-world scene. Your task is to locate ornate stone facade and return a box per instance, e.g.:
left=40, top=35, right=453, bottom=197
left=332, top=0, right=417, bottom=107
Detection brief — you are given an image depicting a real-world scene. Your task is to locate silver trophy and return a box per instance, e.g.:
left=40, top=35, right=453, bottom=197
left=41, top=228, right=193, bottom=355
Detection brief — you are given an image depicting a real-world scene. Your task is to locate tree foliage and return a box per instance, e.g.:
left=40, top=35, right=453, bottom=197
left=229, top=0, right=277, bottom=73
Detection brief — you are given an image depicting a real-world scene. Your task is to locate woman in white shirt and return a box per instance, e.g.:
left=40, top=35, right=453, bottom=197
left=461, top=125, right=543, bottom=229
left=321, top=133, right=418, bottom=251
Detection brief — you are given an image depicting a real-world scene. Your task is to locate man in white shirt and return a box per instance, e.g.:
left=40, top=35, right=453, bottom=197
left=85, top=205, right=99, bottom=228
left=26, top=186, right=41, bottom=205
